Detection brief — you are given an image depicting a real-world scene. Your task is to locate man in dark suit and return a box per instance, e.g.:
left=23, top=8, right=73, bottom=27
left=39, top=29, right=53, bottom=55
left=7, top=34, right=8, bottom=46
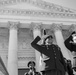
left=64, top=31, right=76, bottom=52
left=24, top=61, right=41, bottom=75
left=31, top=35, right=67, bottom=75
left=64, top=31, right=76, bottom=72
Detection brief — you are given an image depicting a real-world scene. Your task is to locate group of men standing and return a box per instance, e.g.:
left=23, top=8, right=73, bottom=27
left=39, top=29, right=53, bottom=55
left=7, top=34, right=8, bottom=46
left=25, top=30, right=76, bottom=75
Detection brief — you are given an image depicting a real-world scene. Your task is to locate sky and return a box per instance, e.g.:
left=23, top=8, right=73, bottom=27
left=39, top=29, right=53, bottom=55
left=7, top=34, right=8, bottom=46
left=44, top=0, right=76, bottom=10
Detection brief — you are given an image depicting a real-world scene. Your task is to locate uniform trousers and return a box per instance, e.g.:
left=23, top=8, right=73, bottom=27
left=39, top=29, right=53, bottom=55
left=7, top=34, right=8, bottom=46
left=42, top=69, right=65, bottom=75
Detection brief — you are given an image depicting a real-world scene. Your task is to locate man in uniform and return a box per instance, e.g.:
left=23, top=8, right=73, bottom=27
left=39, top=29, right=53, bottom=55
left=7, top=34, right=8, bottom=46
left=24, top=61, right=41, bottom=75
left=64, top=31, right=76, bottom=72
left=31, top=35, right=67, bottom=75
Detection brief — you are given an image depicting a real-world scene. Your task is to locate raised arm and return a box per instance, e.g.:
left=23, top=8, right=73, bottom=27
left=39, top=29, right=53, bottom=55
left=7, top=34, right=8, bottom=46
left=31, top=36, right=50, bottom=57
left=64, top=34, right=72, bottom=51
left=31, top=36, right=43, bottom=53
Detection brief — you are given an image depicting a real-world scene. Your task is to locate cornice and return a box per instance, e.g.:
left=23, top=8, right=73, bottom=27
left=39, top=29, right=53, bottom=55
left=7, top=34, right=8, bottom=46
left=0, top=0, right=76, bottom=14
left=0, top=8, right=76, bottom=19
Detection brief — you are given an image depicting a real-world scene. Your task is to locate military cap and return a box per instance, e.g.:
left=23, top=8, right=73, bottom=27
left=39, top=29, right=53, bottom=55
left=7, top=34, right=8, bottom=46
left=27, top=61, right=35, bottom=67
left=43, top=35, right=53, bottom=44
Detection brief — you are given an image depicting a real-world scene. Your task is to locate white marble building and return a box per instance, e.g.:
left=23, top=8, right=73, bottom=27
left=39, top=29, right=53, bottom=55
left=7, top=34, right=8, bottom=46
left=0, top=0, right=76, bottom=75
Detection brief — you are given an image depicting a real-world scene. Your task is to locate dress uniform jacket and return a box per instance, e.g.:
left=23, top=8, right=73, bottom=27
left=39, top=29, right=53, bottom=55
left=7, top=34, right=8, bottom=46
left=31, top=36, right=67, bottom=72
left=64, top=31, right=76, bottom=52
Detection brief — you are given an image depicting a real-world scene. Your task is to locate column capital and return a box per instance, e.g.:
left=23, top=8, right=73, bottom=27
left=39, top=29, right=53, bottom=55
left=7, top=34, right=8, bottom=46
left=69, top=24, right=76, bottom=32
left=51, top=23, right=62, bottom=32
left=30, top=22, right=42, bottom=31
left=8, top=21, right=20, bottom=30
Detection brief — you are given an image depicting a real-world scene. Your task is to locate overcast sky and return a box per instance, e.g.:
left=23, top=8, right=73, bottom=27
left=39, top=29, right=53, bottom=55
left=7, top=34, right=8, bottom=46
left=44, top=0, right=76, bottom=10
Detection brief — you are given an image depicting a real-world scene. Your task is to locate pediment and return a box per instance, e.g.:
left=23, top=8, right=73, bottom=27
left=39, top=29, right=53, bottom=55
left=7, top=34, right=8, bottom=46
left=0, top=0, right=76, bottom=14
left=0, top=0, right=76, bottom=23
left=3, top=3, right=47, bottom=11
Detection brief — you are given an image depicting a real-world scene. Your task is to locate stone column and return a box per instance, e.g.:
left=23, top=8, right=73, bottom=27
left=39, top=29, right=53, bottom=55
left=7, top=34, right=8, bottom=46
left=52, top=23, right=71, bottom=60
left=7, top=22, right=19, bottom=75
left=31, top=22, right=42, bottom=72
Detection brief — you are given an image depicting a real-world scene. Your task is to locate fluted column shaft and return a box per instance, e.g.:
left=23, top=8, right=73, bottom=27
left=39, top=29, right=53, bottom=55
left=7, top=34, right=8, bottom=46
left=31, top=23, right=42, bottom=72
left=52, top=24, right=71, bottom=60
left=7, top=22, right=19, bottom=75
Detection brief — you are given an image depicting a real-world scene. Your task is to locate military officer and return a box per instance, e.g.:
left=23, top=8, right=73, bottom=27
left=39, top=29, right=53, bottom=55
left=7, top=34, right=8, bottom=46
left=24, top=61, right=41, bottom=75
left=64, top=31, right=76, bottom=72
left=64, top=31, right=76, bottom=52
left=31, top=35, right=67, bottom=75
